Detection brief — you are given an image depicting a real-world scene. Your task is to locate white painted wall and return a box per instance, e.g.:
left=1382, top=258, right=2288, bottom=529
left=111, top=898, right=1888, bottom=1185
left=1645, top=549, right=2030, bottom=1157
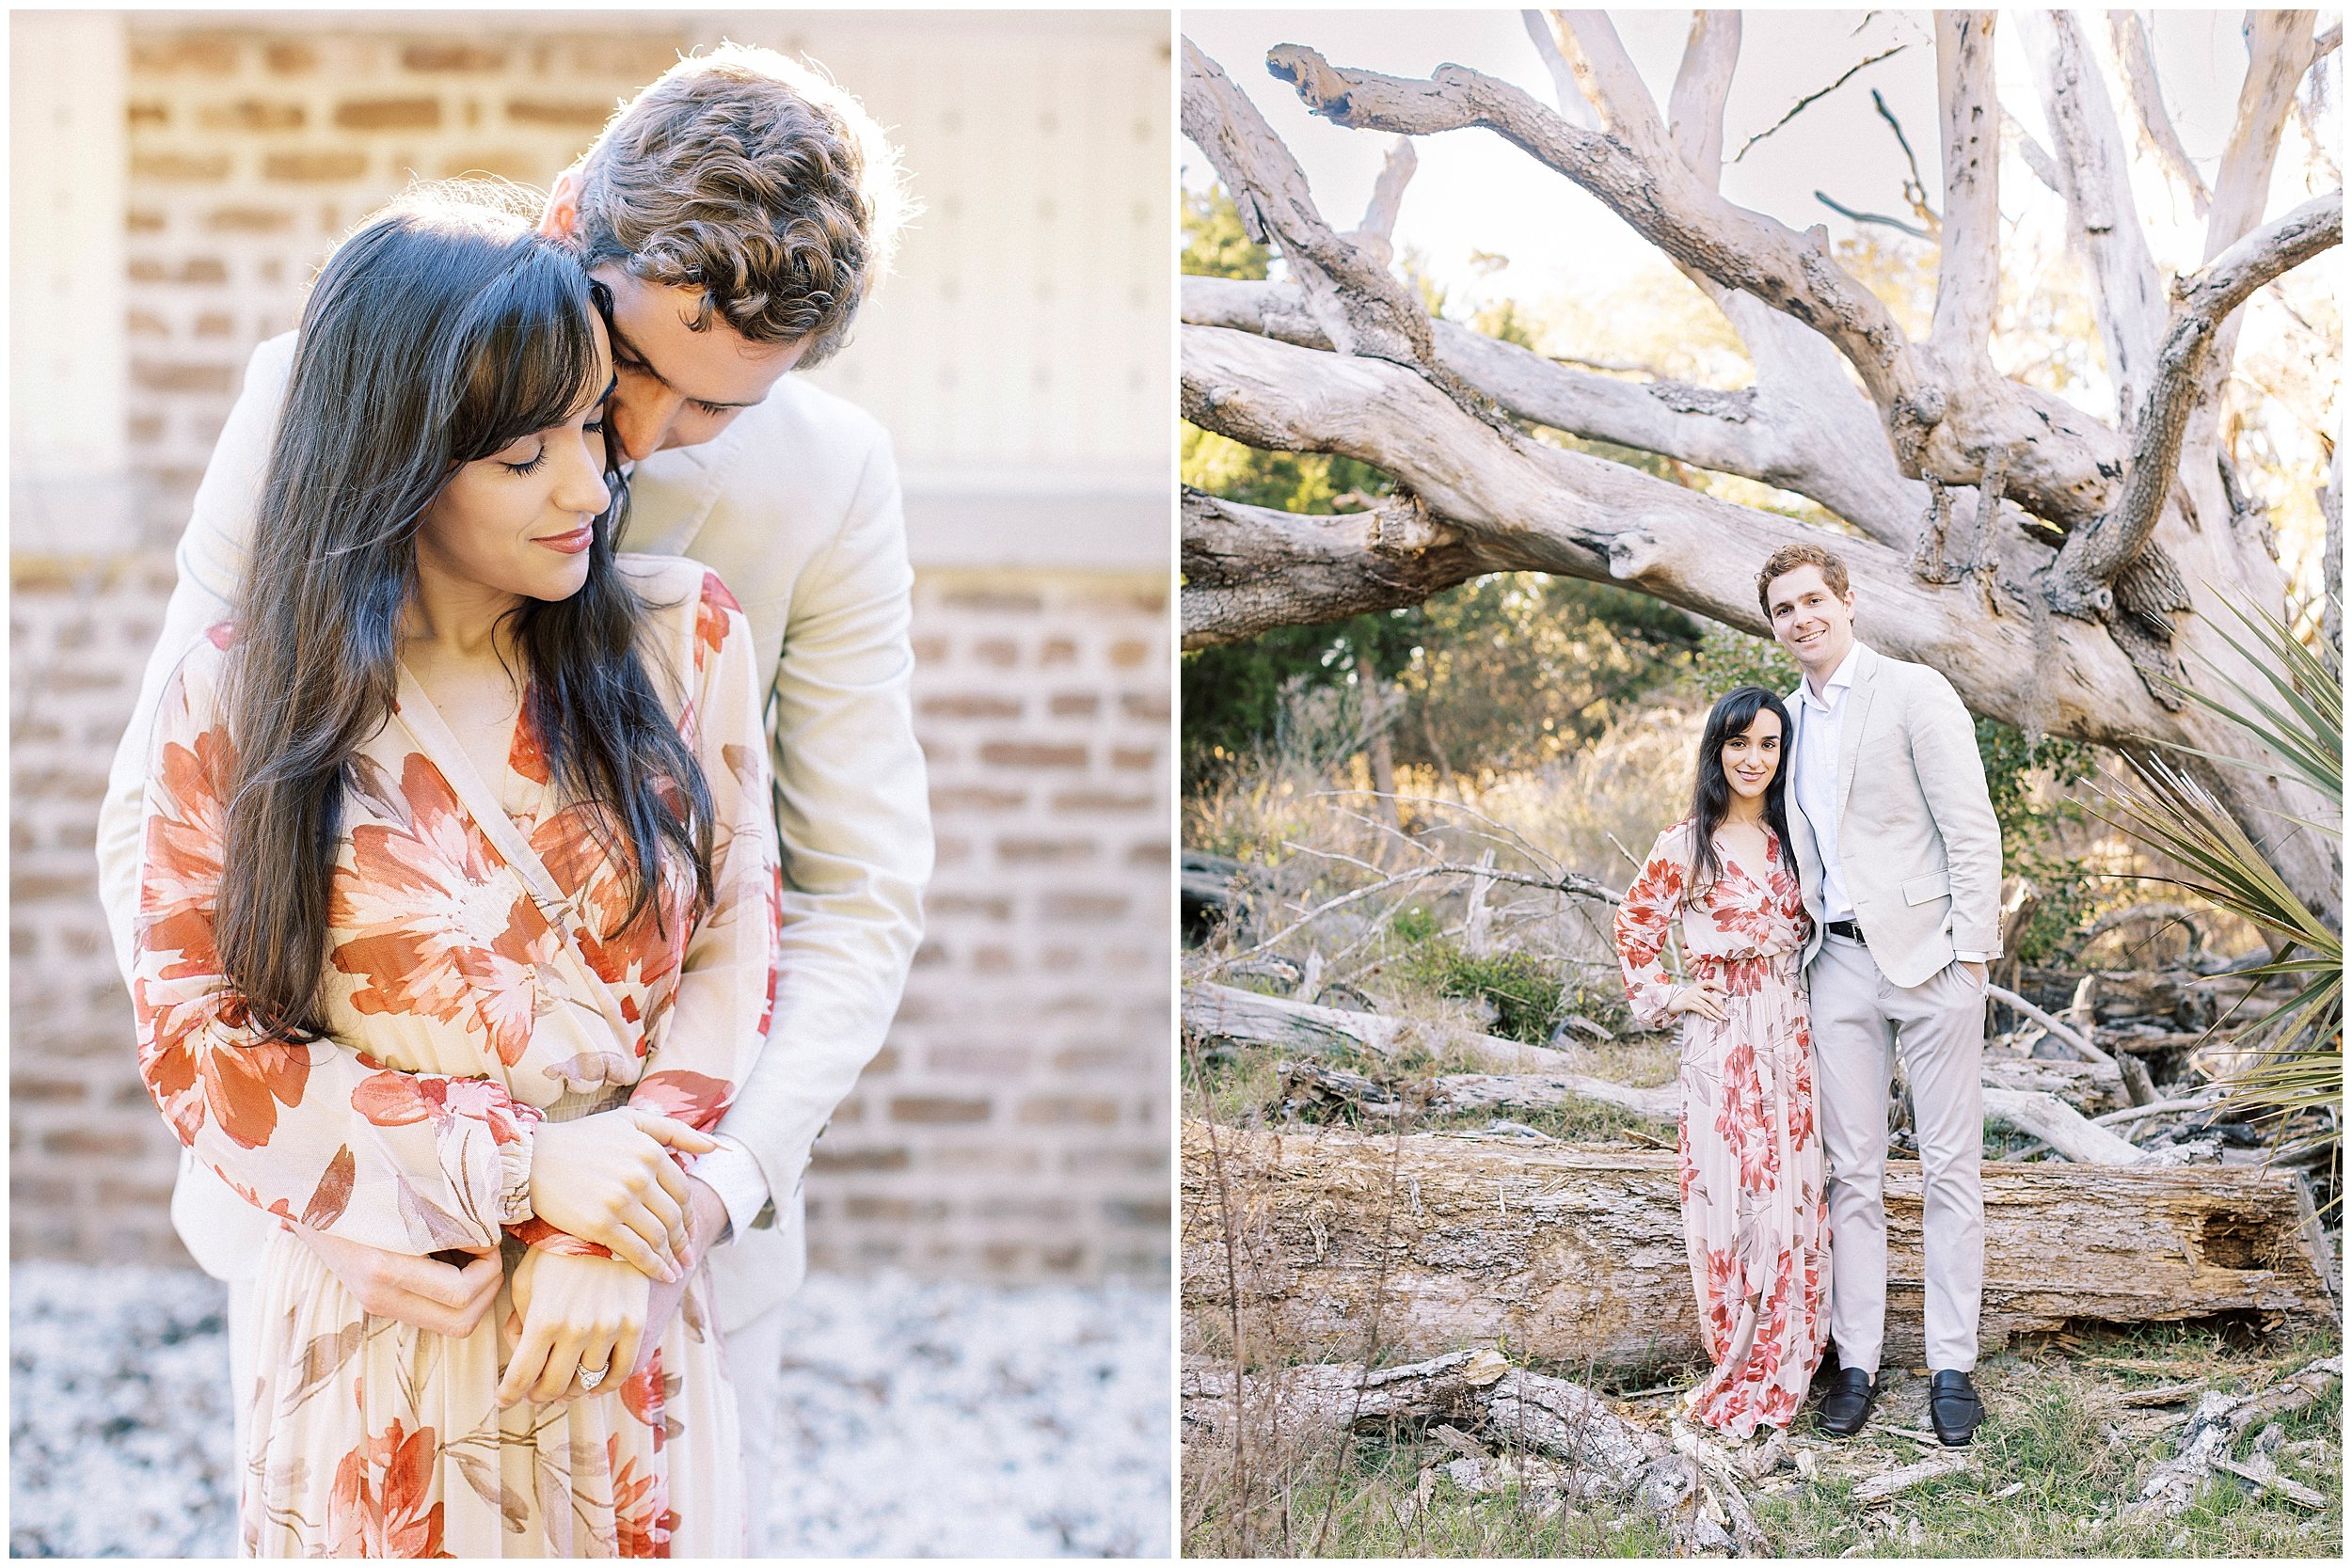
left=9, top=9, right=135, bottom=550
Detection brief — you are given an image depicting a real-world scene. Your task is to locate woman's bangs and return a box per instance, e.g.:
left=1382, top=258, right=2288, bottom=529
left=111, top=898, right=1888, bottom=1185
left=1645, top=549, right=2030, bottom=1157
left=455, top=249, right=606, bottom=459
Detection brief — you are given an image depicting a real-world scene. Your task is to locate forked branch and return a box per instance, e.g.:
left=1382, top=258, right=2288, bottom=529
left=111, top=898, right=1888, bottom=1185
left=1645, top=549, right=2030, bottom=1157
left=2047, top=191, right=2344, bottom=616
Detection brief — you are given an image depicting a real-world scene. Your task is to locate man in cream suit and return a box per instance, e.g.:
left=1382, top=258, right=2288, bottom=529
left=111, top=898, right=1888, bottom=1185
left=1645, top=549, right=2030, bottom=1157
left=1759, top=544, right=2001, bottom=1447
left=95, top=46, right=931, bottom=1487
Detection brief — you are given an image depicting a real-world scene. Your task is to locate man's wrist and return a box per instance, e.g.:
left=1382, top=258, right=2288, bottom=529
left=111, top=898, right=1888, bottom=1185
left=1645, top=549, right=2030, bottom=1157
left=687, top=1136, right=771, bottom=1250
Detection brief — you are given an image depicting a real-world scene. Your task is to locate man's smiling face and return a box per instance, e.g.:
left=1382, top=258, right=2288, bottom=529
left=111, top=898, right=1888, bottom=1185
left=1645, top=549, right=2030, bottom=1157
left=593, top=266, right=806, bottom=461
left=1766, top=563, right=1859, bottom=681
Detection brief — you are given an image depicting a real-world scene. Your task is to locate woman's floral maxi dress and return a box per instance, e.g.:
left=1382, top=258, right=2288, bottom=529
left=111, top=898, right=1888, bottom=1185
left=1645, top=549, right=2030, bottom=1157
left=1613, top=820, right=1829, bottom=1437
left=132, top=559, right=782, bottom=1557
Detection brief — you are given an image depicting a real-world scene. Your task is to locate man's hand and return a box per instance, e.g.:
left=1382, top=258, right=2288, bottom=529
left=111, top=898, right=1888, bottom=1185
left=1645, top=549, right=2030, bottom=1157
left=291, top=1225, right=501, bottom=1338
left=630, top=1176, right=729, bottom=1376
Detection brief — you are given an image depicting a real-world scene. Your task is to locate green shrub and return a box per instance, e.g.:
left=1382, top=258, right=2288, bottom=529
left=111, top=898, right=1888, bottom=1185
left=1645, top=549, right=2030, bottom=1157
left=1392, top=942, right=1566, bottom=1044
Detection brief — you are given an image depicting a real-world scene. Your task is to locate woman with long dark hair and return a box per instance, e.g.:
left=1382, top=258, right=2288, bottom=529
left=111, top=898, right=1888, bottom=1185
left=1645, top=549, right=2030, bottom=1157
left=131, top=186, right=778, bottom=1554
left=1613, top=686, right=1829, bottom=1437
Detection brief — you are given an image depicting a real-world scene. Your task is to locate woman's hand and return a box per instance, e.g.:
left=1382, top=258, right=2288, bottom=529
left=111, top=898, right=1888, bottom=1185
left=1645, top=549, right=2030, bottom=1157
left=527, top=1109, right=719, bottom=1280
left=496, top=1248, right=650, bottom=1409
left=1667, top=980, right=1731, bottom=1022
left=292, top=1227, right=501, bottom=1337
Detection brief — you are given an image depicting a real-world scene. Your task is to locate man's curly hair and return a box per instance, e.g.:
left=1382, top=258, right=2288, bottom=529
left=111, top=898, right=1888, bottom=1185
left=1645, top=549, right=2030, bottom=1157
left=572, top=43, right=909, bottom=367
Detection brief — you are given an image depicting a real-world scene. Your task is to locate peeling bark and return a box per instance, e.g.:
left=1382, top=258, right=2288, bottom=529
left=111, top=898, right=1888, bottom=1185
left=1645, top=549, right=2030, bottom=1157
left=1182, top=1122, right=2341, bottom=1369
left=1182, top=487, right=1487, bottom=648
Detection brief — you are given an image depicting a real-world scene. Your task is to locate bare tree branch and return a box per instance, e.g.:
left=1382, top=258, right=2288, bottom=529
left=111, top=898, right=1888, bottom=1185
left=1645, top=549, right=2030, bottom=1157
left=1184, top=277, right=1927, bottom=546
left=1930, top=12, right=2002, bottom=362
left=1346, top=137, right=1419, bottom=268
left=1730, top=43, right=1906, bottom=163
left=1183, top=323, right=2189, bottom=752
left=2194, top=11, right=2319, bottom=413
left=2048, top=191, right=2344, bottom=615
left=2109, top=10, right=2213, bottom=217
left=2003, top=106, right=2065, bottom=194
left=2023, top=9, right=2168, bottom=420
left=1259, top=41, right=2132, bottom=529
left=1872, top=89, right=1942, bottom=227
left=1666, top=9, right=1741, bottom=184
left=1815, top=191, right=1932, bottom=238
left=1535, top=9, right=1677, bottom=163
left=1181, top=40, right=1454, bottom=404
left=1182, top=486, right=1489, bottom=648
left=1518, top=8, right=1597, bottom=126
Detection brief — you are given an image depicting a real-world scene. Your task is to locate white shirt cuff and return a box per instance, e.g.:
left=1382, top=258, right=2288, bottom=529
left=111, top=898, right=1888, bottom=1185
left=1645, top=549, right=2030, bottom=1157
left=1954, top=951, right=1988, bottom=964
left=690, top=1136, right=771, bottom=1244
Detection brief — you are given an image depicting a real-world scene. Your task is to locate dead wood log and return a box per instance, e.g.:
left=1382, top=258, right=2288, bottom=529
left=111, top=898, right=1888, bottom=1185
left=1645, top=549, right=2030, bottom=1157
left=1277, top=1058, right=1677, bottom=1123
left=1980, top=1087, right=2159, bottom=1165
left=1181, top=1347, right=1750, bottom=1554
left=1185, top=980, right=1600, bottom=1074
left=1851, top=1454, right=1972, bottom=1504
left=2124, top=1355, right=2342, bottom=1520
left=1182, top=1122, right=2340, bottom=1370
left=1979, top=1053, right=2126, bottom=1114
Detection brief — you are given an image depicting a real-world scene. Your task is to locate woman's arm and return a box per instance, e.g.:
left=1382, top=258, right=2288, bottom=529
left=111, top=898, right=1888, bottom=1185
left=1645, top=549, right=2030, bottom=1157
left=1613, top=827, right=1693, bottom=1030
left=628, top=570, right=784, bottom=1137
left=134, top=642, right=540, bottom=1256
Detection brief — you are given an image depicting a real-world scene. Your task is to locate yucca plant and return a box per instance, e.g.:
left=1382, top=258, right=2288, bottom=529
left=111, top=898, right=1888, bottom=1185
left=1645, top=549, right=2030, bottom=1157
left=2090, top=593, right=2341, bottom=1178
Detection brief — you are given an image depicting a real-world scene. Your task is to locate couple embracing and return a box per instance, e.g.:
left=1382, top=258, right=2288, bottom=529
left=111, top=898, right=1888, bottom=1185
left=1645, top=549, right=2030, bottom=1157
left=94, top=47, right=928, bottom=1556
left=1614, top=545, right=2002, bottom=1448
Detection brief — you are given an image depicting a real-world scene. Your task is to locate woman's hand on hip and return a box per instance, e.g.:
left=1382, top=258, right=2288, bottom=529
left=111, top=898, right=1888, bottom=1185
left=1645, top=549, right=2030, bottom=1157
left=1667, top=980, right=1731, bottom=1022
left=527, top=1109, right=718, bottom=1280
left=497, top=1248, right=649, bottom=1409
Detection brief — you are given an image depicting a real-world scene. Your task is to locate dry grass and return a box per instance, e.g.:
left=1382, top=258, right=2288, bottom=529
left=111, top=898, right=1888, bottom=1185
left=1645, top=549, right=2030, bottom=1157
left=1183, top=704, right=2338, bottom=1559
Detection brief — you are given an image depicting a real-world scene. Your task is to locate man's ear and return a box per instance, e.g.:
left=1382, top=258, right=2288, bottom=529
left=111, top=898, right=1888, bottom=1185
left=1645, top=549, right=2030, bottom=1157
left=539, top=168, right=583, bottom=243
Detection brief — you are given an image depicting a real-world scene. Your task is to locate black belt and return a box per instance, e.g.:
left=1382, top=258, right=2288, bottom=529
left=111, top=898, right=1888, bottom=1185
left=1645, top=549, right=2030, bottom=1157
left=1826, top=919, right=1867, bottom=944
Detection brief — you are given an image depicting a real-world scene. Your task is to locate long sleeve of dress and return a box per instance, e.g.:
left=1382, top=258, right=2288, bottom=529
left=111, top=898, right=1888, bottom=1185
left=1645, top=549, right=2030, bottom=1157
left=133, top=638, right=539, bottom=1256
left=1614, top=826, right=1692, bottom=1030
left=628, top=571, right=783, bottom=1136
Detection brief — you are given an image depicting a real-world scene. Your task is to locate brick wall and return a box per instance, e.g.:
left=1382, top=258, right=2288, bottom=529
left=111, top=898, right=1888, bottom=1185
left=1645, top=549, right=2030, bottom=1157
left=10, top=558, right=1171, bottom=1280
left=9, top=13, right=1171, bottom=1283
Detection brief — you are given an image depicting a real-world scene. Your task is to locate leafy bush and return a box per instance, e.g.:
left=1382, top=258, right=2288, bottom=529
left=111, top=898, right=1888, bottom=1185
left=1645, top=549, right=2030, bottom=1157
left=1390, top=941, right=1565, bottom=1045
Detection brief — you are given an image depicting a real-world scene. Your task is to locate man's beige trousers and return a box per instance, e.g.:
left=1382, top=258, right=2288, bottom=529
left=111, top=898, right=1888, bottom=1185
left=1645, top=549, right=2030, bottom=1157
left=1807, top=933, right=1986, bottom=1376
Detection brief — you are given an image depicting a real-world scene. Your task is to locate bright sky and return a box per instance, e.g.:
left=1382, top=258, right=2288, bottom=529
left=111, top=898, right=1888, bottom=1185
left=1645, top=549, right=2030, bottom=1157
left=1182, top=8, right=2341, bottom=307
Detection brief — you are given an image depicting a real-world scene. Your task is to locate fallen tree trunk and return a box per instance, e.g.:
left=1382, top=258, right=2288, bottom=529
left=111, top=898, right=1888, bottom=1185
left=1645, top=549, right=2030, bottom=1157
left=1185, top=980, right=1603, bottom=1074
left=1979, top=1053, right=2127, bottom=1114
left=1182, top=1121, right=2339, bottom=1370
left=1182, top=1347, right=1756, bottom=1555
left=1980, top=1087, right=2158, bottom=1165
left=1278, top=1058, right=1678, bottom=1123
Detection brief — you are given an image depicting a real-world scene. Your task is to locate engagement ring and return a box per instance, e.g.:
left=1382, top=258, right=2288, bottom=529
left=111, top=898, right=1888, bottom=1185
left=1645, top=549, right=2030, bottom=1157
left=579, top=1361, right=610, bottom=1392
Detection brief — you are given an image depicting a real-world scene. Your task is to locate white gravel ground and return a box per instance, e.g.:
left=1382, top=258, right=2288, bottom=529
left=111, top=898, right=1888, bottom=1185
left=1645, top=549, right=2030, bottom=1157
left=9, top=1260, right=1169, bottom=1558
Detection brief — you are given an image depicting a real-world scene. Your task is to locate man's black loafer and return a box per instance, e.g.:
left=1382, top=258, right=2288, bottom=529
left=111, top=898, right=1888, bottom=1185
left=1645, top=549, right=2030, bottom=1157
left=1816, top=1367, right=1877, bottom=1437
left=1928, top=1370, right=1983, bottom=1446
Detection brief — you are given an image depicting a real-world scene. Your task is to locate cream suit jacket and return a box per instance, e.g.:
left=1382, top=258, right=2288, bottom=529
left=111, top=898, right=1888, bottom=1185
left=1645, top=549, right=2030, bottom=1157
left=95, top=333, right=932, bottom=1332
left=1784, top=643, right=2002, bottom=989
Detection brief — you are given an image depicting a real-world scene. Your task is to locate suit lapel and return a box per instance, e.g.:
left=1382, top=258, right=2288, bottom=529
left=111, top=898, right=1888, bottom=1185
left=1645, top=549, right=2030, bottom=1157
left=619, top=416, right=745, bottom=557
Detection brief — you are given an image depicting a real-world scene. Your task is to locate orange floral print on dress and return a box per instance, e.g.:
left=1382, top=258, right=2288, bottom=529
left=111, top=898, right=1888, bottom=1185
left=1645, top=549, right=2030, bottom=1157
left=326, top=1418, right=449, bottom=1560
left=136, top=560, right=774, bottom=1556
left=1615, top=818, right=1829, bottom=1438
left=329, top=755, right=558, bottom=1068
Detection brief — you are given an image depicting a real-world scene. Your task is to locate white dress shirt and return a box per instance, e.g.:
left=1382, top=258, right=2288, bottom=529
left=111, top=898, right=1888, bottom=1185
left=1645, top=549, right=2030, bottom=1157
left=1792, top=645, right=1862, bottom=925
left=1791, top=641, right=1985, bottom=964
